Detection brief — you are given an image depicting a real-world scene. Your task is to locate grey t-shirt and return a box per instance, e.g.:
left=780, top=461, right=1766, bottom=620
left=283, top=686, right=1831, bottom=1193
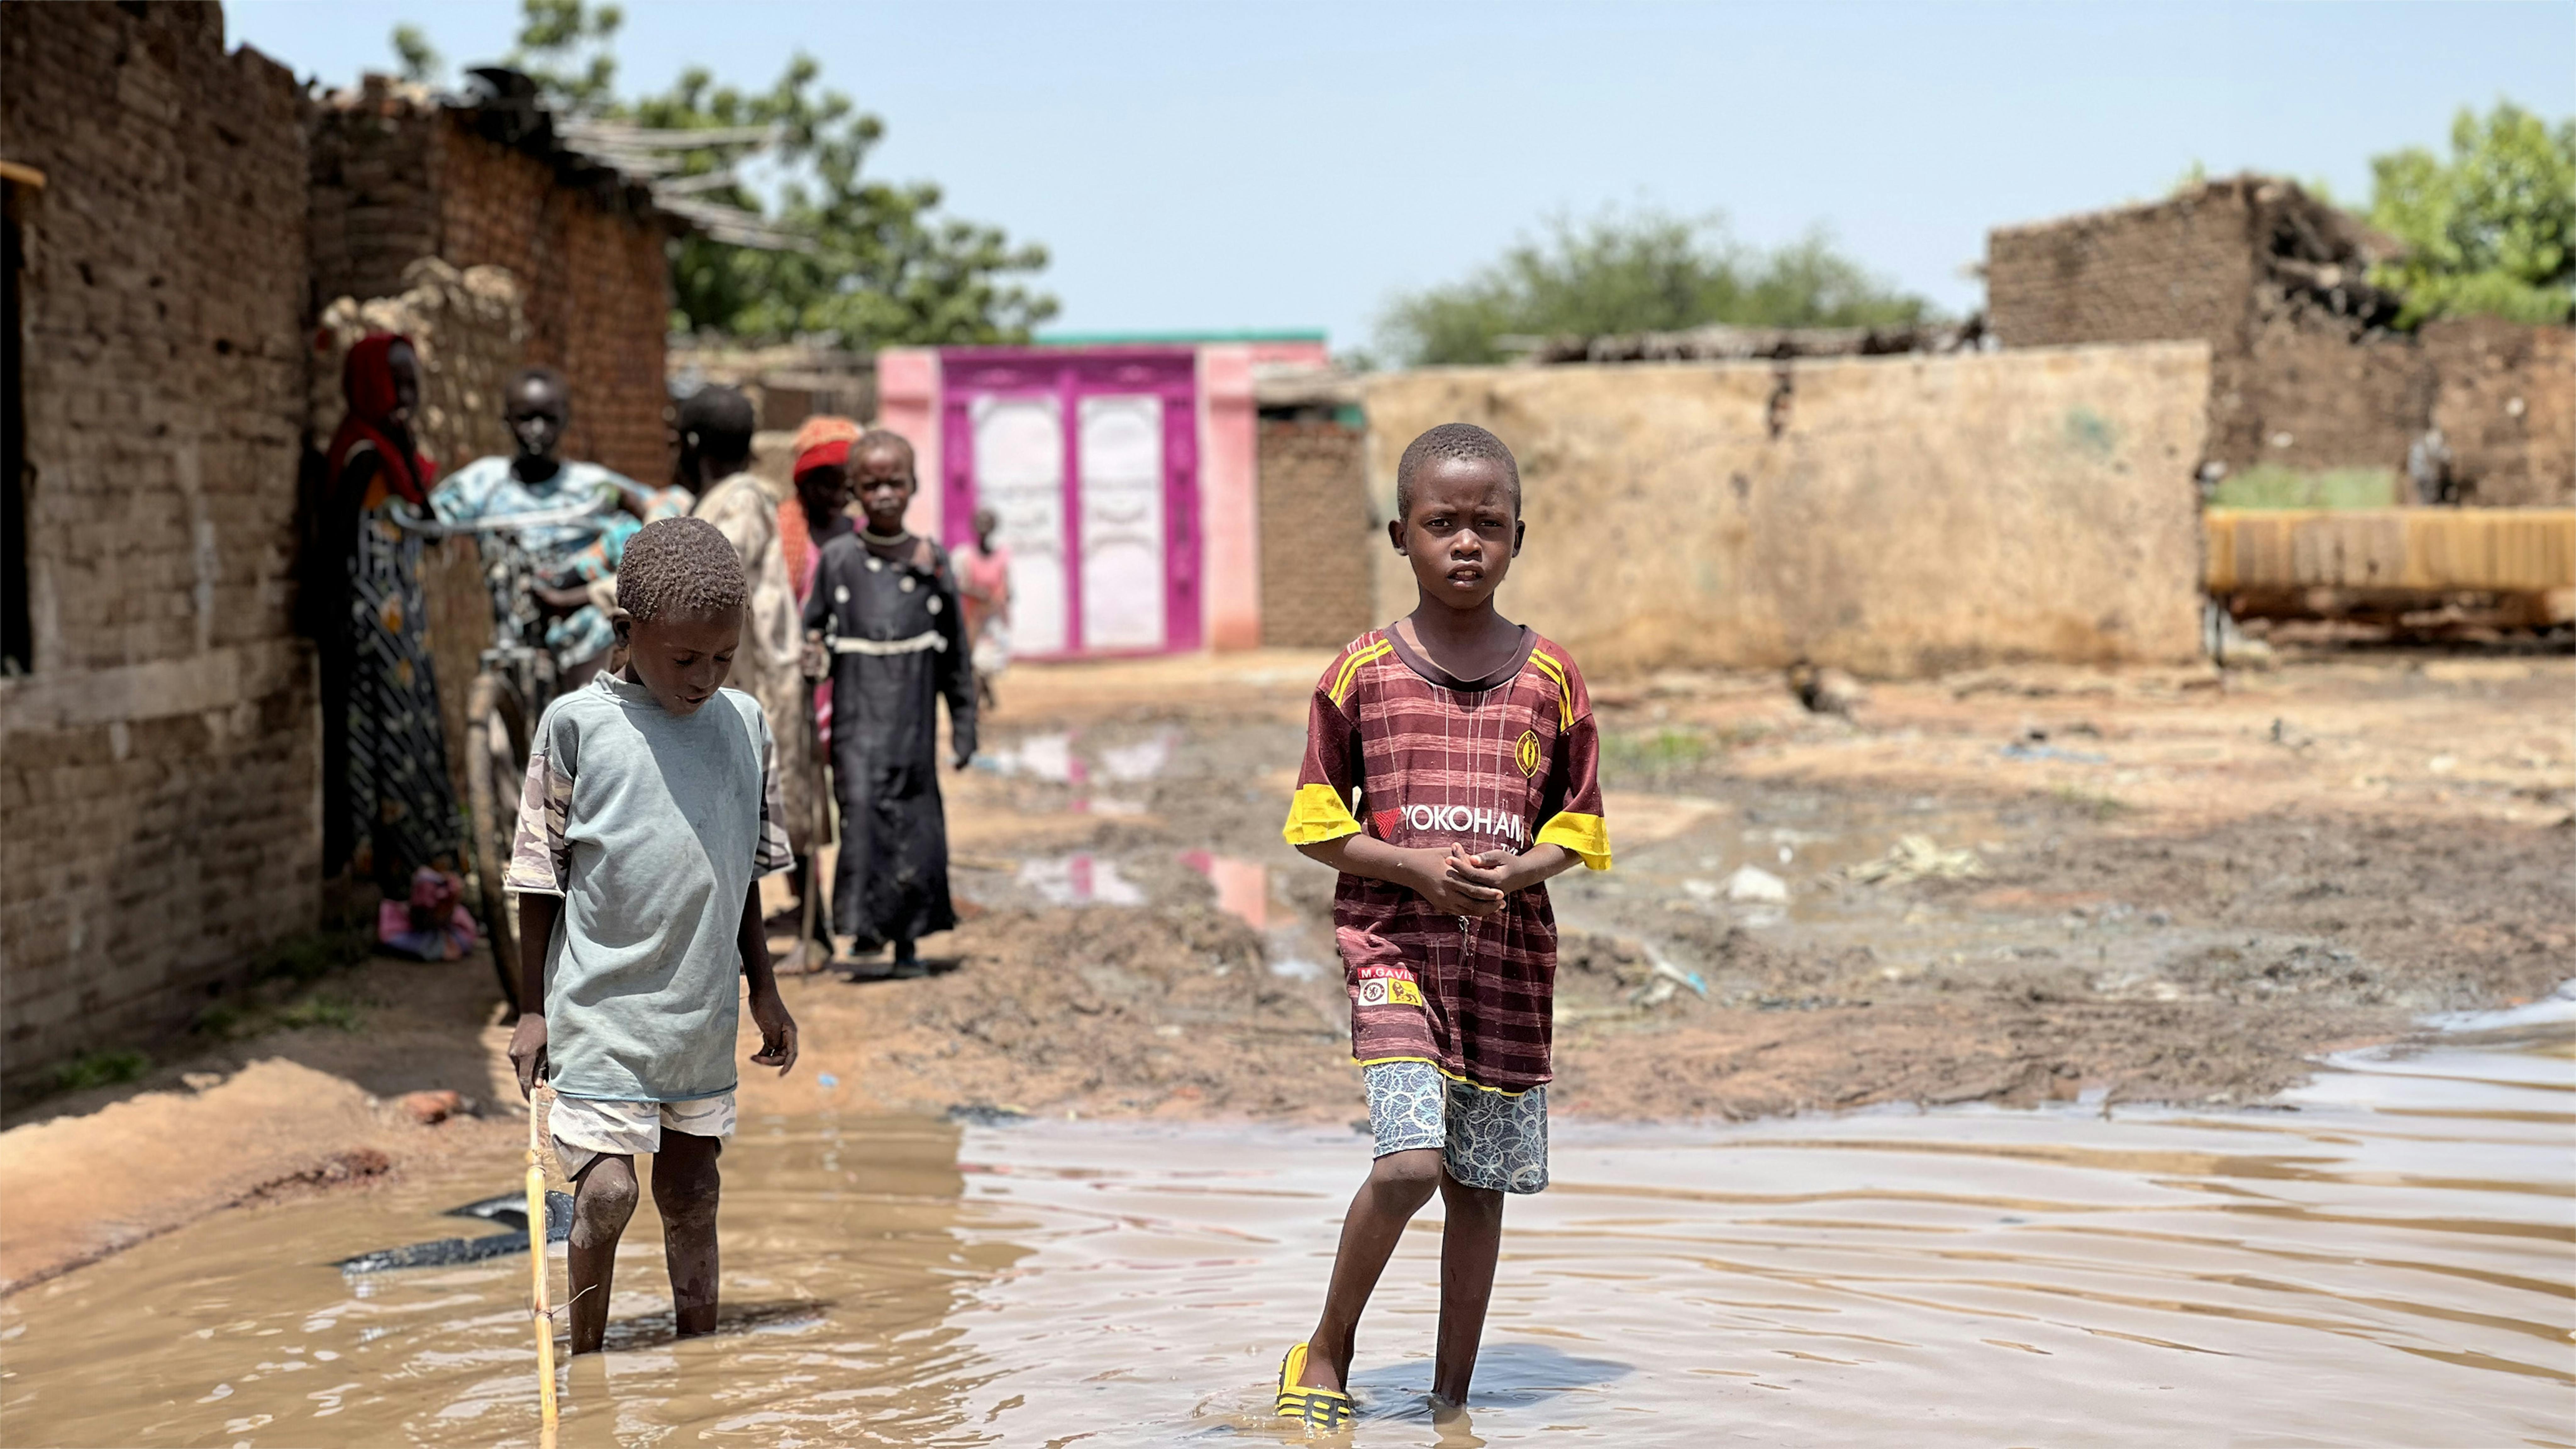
left=504, top=672, right=793, bottom=1101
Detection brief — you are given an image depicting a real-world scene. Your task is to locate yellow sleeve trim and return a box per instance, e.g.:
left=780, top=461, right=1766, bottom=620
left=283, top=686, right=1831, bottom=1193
left=1535, top=811, right=1612, bottom=870
left=1527, top=650, right=1573, bottom=728
left=1329, top=640, right=1393, bottom=707
left=1283, top=782, right=1364, bottom=845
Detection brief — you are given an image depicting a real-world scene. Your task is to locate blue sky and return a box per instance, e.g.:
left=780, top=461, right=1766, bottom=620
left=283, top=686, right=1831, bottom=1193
left=228, top=1, right=2575, bottom=353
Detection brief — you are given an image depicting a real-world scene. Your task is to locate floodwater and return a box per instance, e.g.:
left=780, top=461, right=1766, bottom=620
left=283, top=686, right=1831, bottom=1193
left=3, top=1016, right=2568, bottom=1446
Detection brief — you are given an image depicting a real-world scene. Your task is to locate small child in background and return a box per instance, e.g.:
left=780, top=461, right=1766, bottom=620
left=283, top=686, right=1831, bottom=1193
left=504, top=516, right=800, bottom=1356
left=1274, top=423, right=1611, bottom=1428
left=952, top=506, right=1011, bottom=712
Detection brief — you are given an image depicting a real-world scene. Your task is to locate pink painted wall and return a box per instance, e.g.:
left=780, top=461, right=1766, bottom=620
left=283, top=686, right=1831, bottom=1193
left=874, top=347, right=944, bottom=538
left=1197, top=345, right=1262, bottom=650
left=882, top=341, right=1266, bottom=652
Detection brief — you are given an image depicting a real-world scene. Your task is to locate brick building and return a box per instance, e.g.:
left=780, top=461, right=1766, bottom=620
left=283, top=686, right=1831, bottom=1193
left=308, top=71, right=678, bottom=484
left=1988, top=176, right=2572, bottom=506
left=1254, top=368, right=1374, bottom=649
left=2421, top=317, right=2574, bottom=509
left=0, top=8, right=701, bottom=1092
left=0, top=3, right=318, bottom=1090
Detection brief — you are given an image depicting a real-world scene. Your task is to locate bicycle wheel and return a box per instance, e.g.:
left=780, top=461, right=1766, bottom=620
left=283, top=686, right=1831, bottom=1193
left=464, top=673, right=528, bottom=1016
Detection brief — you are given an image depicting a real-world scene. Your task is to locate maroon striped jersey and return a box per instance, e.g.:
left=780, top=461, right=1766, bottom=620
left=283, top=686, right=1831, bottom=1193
left=1283, top=625, right=1612, bottom=1091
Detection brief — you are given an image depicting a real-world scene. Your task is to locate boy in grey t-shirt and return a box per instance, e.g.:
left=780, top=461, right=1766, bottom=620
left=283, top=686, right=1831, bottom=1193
left=503, top=516, right=801, bottom=1355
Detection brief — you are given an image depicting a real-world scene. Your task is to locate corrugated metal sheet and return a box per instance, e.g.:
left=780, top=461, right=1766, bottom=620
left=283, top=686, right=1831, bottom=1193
left=2205, top=508, right=2576, bottom=592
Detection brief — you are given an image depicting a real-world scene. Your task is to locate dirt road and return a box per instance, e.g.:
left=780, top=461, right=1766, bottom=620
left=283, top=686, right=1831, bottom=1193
left=4, top=644, right=2567, bottom=1291
left=743, top=644, right=2572, bottom=1126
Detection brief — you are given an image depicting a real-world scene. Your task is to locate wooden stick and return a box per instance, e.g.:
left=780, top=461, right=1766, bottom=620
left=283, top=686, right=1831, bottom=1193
left=528, top=1083, right=559, bottom=1442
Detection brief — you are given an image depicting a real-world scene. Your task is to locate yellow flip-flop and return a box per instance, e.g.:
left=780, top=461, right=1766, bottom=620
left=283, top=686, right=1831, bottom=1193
left=1275, top=1341, right=1355, bottom=1432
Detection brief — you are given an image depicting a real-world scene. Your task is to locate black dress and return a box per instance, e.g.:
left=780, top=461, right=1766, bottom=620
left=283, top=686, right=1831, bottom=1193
left=802, top=532, right=977, bottom=949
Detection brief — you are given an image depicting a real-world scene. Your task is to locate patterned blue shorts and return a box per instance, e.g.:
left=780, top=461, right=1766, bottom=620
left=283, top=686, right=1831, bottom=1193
left=1362, top=1060, right=1549, bottom=1194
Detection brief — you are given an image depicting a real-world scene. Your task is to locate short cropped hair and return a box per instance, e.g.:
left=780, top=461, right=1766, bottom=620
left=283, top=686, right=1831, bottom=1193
left=677, top=385, right=757, bottom=465
left=617, top=517, right=746, bottom=625
left=854, top=428, right=916, bottom=479
left=1395, top=423, right=1520, bottom=520
left=509, top=365, right=567, bottom=402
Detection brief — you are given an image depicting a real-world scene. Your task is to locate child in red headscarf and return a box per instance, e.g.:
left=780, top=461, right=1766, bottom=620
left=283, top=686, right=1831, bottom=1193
left=309, top=334, right=468, bottom=923
left=775, top=416, right=860, bottom=961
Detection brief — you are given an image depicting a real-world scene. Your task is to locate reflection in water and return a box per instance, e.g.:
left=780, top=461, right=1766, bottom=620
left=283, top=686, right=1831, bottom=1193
left=1, top=1025, right=2568, bottom=1446
left=1016, top=853, right=1146, bottom=907
left=1181, top=849, right=1270, bottom=929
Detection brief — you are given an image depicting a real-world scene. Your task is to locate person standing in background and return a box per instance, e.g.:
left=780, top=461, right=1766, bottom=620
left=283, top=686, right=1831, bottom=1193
left=780, top=415, right=863, bottom=956
left=308, top=333, right=469, bottom=938
left=432, top=367, right=689, bottom=688
left=680, top=387, right=832, bottom=970
left=951, top=506, right=1011, bottom=713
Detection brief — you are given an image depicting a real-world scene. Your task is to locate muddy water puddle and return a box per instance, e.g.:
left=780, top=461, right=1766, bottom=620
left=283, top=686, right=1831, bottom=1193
left=4, top=1020, right=2569, bottom=1447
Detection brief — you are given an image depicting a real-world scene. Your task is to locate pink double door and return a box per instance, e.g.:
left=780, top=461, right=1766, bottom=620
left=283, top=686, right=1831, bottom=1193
left=939, top=348, right=1201, bottom=659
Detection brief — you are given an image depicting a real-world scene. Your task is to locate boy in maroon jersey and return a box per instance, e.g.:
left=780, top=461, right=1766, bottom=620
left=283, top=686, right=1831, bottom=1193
left=1273, top=422, right=1612, bottom=1428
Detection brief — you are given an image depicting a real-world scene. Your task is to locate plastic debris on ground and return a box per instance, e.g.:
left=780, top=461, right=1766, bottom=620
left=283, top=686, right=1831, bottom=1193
left=1847, top=834, right=1988, bottom=885
left=1724, top=865, right=1791, bottom=903
left=1629, top=945, right=1711, bottom=1008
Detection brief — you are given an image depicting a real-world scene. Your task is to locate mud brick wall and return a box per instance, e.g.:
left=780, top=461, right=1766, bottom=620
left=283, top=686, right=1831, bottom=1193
left=310, top=96, right=673, bottom=486
left=1361, top=345, right=2212, bottom=677
left=433, top=123, right=672, bottom=484
left=1987, top=187, right=2259, bottom=351
left=2422, top=319, right=2576, bottom=508
left=1989, top=185, right=2445, bottom=476
left=1257, top=419, right=1375, bottom=647
left=305, top=86, right=442, bottom=310
left=2226, top=305, right=2435, bottom=476
left=0, top=3, right=318, bottom=1088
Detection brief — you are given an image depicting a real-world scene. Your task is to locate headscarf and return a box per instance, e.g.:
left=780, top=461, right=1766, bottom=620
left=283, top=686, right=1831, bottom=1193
left=794, top=436, right=852, bottom=479
left=326, top=333, right=436, bottom=507
left=791, top=414, right=863, bottom=455
left=783, top=414, right=864, bottom=593
left=791, top=414, right=864, bottom=483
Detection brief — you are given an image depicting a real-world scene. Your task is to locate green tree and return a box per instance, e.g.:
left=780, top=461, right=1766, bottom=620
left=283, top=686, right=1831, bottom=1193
left=2367, top=101, right=2576, bottom=326
left=626, top=60, right=1057, bottom=346
left=506, top=0, right=625, bottom=114
left=399, top=0, right=1055, bottom=347
left=390, top=24, right=441, bottom=86
left=1378, top=207, right=1931, bottom=367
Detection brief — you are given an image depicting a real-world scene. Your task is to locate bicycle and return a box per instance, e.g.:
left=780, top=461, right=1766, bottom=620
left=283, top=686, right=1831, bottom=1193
left=393, top=491, right=620, bottom=1016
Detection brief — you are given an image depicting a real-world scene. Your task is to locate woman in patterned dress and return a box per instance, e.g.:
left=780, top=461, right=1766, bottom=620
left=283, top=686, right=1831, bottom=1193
left=311, top=333, right=466, bottom=902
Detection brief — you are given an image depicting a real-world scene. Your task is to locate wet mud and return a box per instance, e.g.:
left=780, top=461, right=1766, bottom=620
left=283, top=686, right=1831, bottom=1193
left=746, top=648, right=2574, bottom=1127
left=1, top=1011, right=2565, bottom=1446
left=2, top=647, right=2567, bottom=1352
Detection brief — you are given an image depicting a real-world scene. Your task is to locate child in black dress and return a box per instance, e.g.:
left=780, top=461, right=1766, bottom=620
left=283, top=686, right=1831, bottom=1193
left=801, top=430, right=976, bottom=975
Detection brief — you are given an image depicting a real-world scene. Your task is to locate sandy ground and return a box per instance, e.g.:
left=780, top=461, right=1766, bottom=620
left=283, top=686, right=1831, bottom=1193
left=3, top=642, right=2568, bottom=1292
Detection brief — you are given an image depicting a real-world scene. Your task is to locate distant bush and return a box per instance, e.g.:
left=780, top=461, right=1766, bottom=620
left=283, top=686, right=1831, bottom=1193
left=2211, top=465, right=2401, bottom=511
left=1378, top=206, right=1932, bottom=366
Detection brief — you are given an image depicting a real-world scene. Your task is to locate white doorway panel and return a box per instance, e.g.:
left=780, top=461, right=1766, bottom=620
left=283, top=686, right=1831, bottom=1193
left=1077, top=394, right=1166, bottom=652
left=971, top=395, right=1068, bottom=657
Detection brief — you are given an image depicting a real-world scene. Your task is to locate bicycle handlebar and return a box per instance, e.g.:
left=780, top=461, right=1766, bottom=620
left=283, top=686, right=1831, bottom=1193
left=387, top=492, right=623, bottom=539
